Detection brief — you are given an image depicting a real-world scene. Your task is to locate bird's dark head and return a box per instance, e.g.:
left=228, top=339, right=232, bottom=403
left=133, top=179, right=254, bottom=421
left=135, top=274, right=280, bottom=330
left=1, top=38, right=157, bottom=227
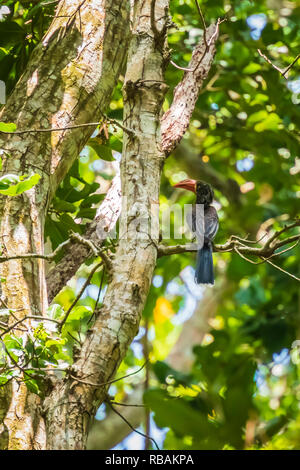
left=195, top=180, right=214, bottom=205
left=173, top=179, right=214, bottom=205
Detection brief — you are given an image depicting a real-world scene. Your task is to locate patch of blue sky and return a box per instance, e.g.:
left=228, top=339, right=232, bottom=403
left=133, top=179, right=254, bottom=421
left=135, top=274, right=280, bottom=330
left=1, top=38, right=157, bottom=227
left=95, top=403, right=107, bottom=421
left=130, top=341, right=144, bottom=360
left=92, top=159, right=105, bottom=172
left=254, top=348, right=291, bottom=395
left=287, top=79, right=300, bottom=94
left=273, top=348, right=290, bottom=366
left=181, top=265, right=205, bottom=301
left=153, top=274, right=163, bottom=288
left=246, top=13, right=267, bottom=40
left=236, top=157, right=254, bottom=172
left=165, top=266, right=204, bottom=325
left=172, top=294, right=197, bottom=325
left=75, top=278, right=107, bottom=301
left=86, top=283, right=107, bottom=302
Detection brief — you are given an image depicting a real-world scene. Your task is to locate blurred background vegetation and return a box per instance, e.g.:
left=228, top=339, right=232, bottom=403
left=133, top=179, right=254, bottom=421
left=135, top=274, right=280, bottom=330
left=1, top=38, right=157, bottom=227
left=0, top=0, right=300, bottom=450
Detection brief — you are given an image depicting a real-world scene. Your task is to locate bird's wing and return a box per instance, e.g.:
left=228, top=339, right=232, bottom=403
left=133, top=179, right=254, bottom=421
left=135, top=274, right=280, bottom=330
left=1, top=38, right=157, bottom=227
left=204, top=206, right=219, bottom=242
left=186, top=205, right=205, bottom=249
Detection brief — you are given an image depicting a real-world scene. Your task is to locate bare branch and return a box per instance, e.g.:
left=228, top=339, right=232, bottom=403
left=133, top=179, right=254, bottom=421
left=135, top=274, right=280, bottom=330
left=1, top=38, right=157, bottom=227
left=283, top=53, right=300, bottom=76
left=70, top=361, right=148, bottom=388
left=257, top=49, right=300, bottom=79
left=69, top=232, right=112, bottom=271
left=0, top=232, right=111, bottom=270
left=0, top=117, right=134, bottom=137
left=0, top=315, right=60, bottom=339
left=0, top=239, right=71, bottom=264
left=161, top=22, right=220, bottom=155
left=157, top=220, right=300, bottom=281
left=107, top=401, right=160, bottom=450
left=109, top=401, right=145, bottom=407
left=262, top=258, right=300, bottom=282
left=195, top=0, right=207, bottom=47
left=150, top=0, right=160, bottom=38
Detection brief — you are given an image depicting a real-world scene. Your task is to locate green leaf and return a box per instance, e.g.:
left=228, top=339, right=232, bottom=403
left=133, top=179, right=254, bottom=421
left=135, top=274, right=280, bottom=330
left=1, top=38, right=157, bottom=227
left=25, top=378, right=40, bottom=395
left=0, top=122, right=16, bottom=133
left=242, top=63, right=261, bottom=74
left=47, top=304, right=64, bottom=320
left=52, top=199, right=77, bottom=213
left=0, top=22, right=25, bottom=46
left=109, top=136, right=123, bottom=153
left=87, top=140, right=114, bottom=161
left=144, top=389, right=216, bottom=440
left=0, top=173, right=41, bottom=196
left=67, top=306, right=92, bottom=322
left=44, top=217, right=66, bottom=249
left=80, top=193, right=105, bottom=208
left=0, top=174, right=19, bottom=188
left=76, top=207, right=97, bottom=219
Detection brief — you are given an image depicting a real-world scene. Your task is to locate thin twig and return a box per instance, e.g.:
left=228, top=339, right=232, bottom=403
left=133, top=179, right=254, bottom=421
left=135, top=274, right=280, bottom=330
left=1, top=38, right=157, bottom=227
left=88, top=266, right=105, bottom=325
left=69, top=232, right=99, bottom=256
left=0, top=117, right=134, bottom=137
left=195, top=0, right=207, bottom=47
left=170, top=18, right=224, bottom=74
left=0, top=340, right=33, bottom=380
left=265, top=221, right=300, bottom=248
left=0, top=315, right=60, bottom=339
left=107, top=401, right=160, bottom=450
left=59, top=262, right=103, bottom=329
left=143, top=318, right=150, bottom=450
left=263, top=258, right=300, bottom=282
left=70, top=361, right=148, bottom=388
left=234, top=246, right=260, bottom=265
left=70, top=232, right=112, bottom=271
left=283, top=53, right=300, bottom=75
left=0, top=239, right=71, bottom=264
left=110, top=401, right=145, bottom=407
left=258, top=49, right=300, bottom=79
left=0, top=232, right=112, bottom=270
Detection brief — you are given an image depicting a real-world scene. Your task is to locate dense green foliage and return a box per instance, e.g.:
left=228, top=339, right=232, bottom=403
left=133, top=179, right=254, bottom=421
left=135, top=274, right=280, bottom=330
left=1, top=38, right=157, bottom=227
left=0, top=0, right=299, bottom=450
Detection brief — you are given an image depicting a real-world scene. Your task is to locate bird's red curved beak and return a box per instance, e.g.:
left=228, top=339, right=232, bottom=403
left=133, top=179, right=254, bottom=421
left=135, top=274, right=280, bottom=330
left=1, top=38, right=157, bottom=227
left=173, top=179, right=197, bottom=193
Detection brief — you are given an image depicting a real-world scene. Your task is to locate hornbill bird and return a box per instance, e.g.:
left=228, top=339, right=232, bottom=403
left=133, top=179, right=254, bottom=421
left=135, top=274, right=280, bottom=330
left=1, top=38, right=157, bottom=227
left=173, top=179, right=219, bottom=285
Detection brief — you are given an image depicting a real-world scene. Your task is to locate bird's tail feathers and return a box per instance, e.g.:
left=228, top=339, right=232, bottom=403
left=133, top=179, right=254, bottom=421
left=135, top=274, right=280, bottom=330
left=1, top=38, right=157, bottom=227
left=195, top=243, right=214, bottom=285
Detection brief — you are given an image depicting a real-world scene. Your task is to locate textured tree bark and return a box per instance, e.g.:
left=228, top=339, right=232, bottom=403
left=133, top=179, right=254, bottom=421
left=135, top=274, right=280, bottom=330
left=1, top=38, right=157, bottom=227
left=0, top=0, right=130, bottom=450
left=44, top=0, right=169, bottom=450
left=161, top=23, right=220, bottom=155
